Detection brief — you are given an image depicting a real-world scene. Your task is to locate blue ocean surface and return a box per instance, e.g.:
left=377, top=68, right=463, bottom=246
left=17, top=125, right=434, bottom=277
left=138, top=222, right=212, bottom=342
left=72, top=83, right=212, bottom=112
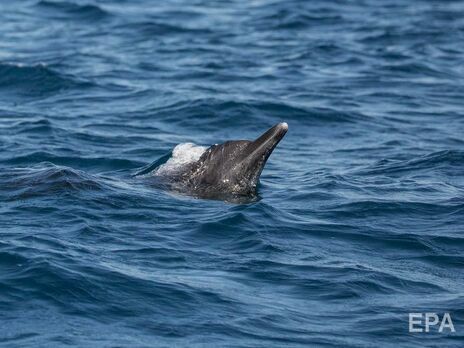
left=1, top=0, right=464, bottom=346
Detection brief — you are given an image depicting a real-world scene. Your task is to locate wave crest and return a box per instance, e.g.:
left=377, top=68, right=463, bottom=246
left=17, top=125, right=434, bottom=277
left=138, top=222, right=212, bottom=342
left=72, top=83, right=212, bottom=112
left=35, top=0, right=109, bottom=20
left=0, top=163, right=104, bottom=200
left=0, top=62, right=93, bottom=97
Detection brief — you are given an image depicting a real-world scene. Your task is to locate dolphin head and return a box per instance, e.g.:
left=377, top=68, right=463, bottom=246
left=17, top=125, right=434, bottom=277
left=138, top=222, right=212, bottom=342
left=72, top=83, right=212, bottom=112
left=188, top=122, right=288, bottom=197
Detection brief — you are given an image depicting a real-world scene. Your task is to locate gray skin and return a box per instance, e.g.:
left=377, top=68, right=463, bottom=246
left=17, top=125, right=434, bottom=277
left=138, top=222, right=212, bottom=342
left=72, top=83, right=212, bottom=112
left=168, top=122, right=288, bottom=200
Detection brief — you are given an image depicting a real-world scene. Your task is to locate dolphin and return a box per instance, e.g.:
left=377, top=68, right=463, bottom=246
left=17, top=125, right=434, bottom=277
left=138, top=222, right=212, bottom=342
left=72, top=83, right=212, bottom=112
left=139, top=122, right=288, bottom=201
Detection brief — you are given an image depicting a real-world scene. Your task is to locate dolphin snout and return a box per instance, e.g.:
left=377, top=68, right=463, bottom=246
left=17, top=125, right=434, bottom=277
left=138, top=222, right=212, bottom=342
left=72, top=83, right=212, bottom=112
left=278, top=122, right=288, bottom=131
left=243, top=122, right=288, bottom=165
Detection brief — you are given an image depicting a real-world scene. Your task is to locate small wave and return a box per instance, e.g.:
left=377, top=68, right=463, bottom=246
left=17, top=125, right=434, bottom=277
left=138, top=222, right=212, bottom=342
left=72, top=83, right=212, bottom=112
left=324, top=200, right=462, bottom=219
left=377, top=62, right=454, bottom=79
left=250, top=3, right=344, bottom=31
left=359, top=29, right=445, bottom=46
left=357, top=150, right=464, bottom=176
left=191, top=212, right=282, bottom=252
left=115, top=21, right=212, bottom=37
left=150, top=98, right=365, bottom=130
left=272, top=13, right=343, bottom=30
left=0, top=163, right=104, bottom=200
left=1, top=151, right=142, bottom=171
left=13, top=119, right=55, bottom=134
left=0, top=63, right=93, bottom=97
left=35, top=0, right=109, bottom=20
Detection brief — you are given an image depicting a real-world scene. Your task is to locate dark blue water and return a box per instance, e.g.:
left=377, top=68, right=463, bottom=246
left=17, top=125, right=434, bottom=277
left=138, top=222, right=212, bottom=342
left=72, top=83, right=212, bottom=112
left=1, top=0, right=464, bottom=346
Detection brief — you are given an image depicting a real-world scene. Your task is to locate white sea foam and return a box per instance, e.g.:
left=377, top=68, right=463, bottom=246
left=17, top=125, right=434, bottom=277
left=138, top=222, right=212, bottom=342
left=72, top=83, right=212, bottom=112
left=154, top=143, right=207, bottom=175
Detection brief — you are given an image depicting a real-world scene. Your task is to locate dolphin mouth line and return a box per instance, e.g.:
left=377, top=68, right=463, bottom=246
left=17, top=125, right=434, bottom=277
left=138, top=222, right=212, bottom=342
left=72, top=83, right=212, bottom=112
left=234, top=122, right=288, bottom=192
left=246, top=122, right=288, bottom=162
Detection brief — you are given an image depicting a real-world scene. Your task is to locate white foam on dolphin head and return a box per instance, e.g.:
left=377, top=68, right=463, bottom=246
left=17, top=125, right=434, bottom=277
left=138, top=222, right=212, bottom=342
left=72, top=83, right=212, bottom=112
left=154, top=143, right=207, bottom=175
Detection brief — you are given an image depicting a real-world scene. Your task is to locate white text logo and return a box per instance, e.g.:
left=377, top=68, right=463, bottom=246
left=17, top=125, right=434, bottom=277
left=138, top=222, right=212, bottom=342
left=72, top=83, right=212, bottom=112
left=409, top=313, right=455, bottom=333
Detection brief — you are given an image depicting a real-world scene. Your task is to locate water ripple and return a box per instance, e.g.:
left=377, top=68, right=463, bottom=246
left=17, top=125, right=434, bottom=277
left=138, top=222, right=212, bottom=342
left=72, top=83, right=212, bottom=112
left=1, top=0, right=463, bottom=346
